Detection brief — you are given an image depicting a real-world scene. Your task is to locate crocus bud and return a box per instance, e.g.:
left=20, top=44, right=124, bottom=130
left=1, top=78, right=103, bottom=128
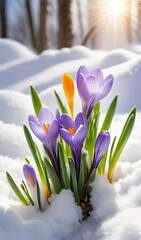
left=62, top=73, right=75, bottom=118
left=91, top=131, right=110, bottom=170
left=23, top=164, right=37, bottom=189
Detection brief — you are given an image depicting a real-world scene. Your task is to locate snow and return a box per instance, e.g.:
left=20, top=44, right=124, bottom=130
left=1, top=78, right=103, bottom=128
left=0, top=39, right=141, bottom=239
left=0, top=39, right=34, bottom=65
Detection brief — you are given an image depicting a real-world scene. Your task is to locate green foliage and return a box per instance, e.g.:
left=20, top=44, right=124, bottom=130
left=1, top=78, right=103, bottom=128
left=100, top=95, right=118, bottom=131
left=30, top=86, right=42, bottom=117
left=6, top=172, right=29, bottom=206
left=108, top=107, right=136, bottom=182
left=69, top=158, right=80, bottom=204
left=44, top=158, right=62, bottom=193
left=54, top=90, right=68, bottom=114
left=85, top=102, right=100, bottom=162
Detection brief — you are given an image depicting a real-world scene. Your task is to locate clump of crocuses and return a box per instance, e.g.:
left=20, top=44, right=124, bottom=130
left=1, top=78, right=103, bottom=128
left=6, top=65, right=136, bottom=219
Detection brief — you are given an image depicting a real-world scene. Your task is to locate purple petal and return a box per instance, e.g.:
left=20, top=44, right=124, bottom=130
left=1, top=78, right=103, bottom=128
left=47, top=119, right=59, bottom=142
left=29, top=120, right=48, bottom=144
left=90, top=68, right=104, bottom=86
left=60, top=128, right=73, bottom=146
left=55, top=109, right=60, bottom=122
left=38, top=108, right=54, bottom=126
left=104, top=74, right=114, bottom=85
left=72, top=125, right=87, bottom=147
left=77, top=65, right=88, bottom=78
left=95, top=77, right=113, bottom=102
left=75, top=112, right=87, bottom=130
left=86, top=75, right=99, bottom=94
left=76, top=73, right=90, bottom=101
left=28, top=115, right=41, bottom=128
left=60, top=114, right=75, bottom=130
left=93, top=131, right=110, bottom=169
left=23, top=164, right=36, bottom=188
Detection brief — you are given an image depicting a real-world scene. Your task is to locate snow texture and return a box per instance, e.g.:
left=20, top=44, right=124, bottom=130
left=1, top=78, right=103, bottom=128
left=0, top=39, right=141, bottom=240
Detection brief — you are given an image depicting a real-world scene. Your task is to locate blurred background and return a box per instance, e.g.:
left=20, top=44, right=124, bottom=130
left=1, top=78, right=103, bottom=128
left=0, top=0, right=141, bottom=53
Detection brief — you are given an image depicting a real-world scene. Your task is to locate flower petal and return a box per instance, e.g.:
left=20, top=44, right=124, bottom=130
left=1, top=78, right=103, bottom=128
left=90, top=68, right=104, bottom=86
left=95, top=77, right=113, bottom=102
left=55, top=109, right=60, bottom=122
left=29, top=120, right=48, bottom=144
left=23, top=164, right=36, bottom=188
left=28, top=115, right=41, bottom=128
left=75, top=112, right=87, bottom=130
left=72, top=125, right=86, bottom=147
left=38, top=108, right=54, bottom=126
left=86, top=74, right=99, bottom=94
left=76, top=73, right=90, bottom=101
left=92, top=131, right=110, bottom=169
left=60, top=128, right=73, bottom=146
left=77, top=65, right=88, bottom=78
left=60, top=114, right=75, bottom=130
left=47, top=119, right=59, bottom=143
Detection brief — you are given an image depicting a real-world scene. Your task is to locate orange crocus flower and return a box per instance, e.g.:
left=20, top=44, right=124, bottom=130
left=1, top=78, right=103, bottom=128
left=62, top=73, right=75, bottom=118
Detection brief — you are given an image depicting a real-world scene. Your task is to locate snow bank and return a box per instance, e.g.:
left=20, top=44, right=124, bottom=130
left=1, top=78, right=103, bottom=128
left=0, top=39, right=34, bottom=65
left=0, top=40, right=141, bottom=240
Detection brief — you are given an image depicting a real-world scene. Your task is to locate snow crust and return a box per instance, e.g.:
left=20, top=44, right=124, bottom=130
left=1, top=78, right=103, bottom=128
left=0, top=40, right=141, bottom=240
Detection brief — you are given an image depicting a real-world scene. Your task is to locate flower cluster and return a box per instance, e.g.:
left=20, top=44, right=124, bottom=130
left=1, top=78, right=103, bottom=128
left=6, top=65, right=136, bottom=219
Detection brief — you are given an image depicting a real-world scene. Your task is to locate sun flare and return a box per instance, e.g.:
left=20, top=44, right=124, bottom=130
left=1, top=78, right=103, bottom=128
left=107, top=0, right=125, bottom=16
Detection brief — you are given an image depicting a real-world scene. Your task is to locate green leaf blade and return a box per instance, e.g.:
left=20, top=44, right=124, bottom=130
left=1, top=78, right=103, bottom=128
left=69, top=158, right=80, bottom=204
left=44, top=158, right=62, bottom=194
left=101, top=95, right=118, bottom=131
left=54, top=90, right=68, bottom=114
left=30, top=86, right=42, bottom=117
left=6, top=172, right=29, bottom=206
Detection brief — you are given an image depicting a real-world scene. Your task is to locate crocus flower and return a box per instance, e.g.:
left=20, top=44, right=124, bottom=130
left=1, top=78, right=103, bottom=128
left=91, top=131, right=110, bottom=171
left=23, top=164, right=36, bottom=189
left=62, top=73, right=75, bottom=118
left=28, top=107, right=60, bottom=178
left=60, top=112, right=88, bottom=176
left=76, top=65, right=113, bottom=119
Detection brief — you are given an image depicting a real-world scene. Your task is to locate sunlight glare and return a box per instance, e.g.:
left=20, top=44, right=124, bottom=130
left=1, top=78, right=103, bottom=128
left=107, top=0, right=125, bottom=16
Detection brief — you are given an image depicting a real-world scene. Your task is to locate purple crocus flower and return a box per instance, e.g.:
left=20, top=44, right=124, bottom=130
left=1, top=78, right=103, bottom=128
left=60, top=112, right=88, bottom=176
left=23, top=164, right=37, bottom=189
left=28, top=107, right=60, bottom=178
left=91, top=131, right=110, bottom=171
left=76, top=65, right=113, bottom=119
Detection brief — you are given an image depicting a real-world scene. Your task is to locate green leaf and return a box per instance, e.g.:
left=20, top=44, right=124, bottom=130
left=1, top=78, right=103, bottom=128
left=44, top=158, right=62, bottom=193
left=43, top=164, right=51, bottom=197
left=58, top=142, right=69, bottom=189
left=25, top=157, right=30, bottom=164
left=78, top=153, right=85, bottom=198
left=23, top=124, right=36, bottom=159
left=109, top=136, right=117, bottom=163
left=36, top=180, right=42, bottom=211
left=30, top=85, right=42, bottom=117
left=98, top=151, right=108, bottom=174
left=100, top=95, right=118, bottom=131
left=6, top=172, right=29, bottom=206
left=85, top=102, right=100, bottom=162
left=109, top=107, right=136, bottom=179
left=68, top=158, right=80, bottom=204
left=54, top=90, right=68, bottom=114
left=21, top=180, right=34, bottom=205
left=86, top=169, right=96, bottom=185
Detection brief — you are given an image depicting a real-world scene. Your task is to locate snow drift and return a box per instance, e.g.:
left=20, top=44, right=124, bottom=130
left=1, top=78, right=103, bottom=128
left=0, top=40, right=141, bottom=240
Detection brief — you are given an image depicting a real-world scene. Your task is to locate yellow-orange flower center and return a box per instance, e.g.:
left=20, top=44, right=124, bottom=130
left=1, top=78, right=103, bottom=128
left=28, top=174, right=35, bottom=188
left=68, top=127, right=75, bottom=135
left=43, top=123, right=50, bottom=134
